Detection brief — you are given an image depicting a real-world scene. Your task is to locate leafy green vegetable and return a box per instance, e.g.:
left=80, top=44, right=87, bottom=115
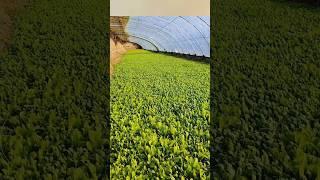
left=111, top=50, right=210, bottom=179
left=0, top=0, right=109, bottom=178
left=212, top=0, right=320, bottom=178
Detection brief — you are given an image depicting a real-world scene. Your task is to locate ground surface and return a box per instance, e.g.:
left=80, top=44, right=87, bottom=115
left=110, top=38, right=138, bottom=75
left=212, top=0, right=320, bottom=178
left=111, top=50, right=210, bottom=179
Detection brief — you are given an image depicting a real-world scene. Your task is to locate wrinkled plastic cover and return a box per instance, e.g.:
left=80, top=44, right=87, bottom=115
left=126, top=16, right=210, bottom=57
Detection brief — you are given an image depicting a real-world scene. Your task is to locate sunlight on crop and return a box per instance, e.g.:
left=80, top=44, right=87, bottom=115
left=111, top=50, right=210, bottom=179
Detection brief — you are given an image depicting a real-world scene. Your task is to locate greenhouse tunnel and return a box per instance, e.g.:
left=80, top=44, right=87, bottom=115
left=110, top=16, right=210, bottom=57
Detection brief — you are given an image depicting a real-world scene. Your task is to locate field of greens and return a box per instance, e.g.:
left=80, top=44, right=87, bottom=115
left=111, top=50, right=210, bottom=179
left=211, top=0, right=320, bottom=178
left=1, top=0, right=108, bottom=178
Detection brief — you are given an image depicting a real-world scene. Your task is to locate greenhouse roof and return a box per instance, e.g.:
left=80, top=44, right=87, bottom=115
left=125, top=16, right=210, bottom=57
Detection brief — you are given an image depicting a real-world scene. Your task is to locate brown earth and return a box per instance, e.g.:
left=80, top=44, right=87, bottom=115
left=0, top=0, right=28, bottom=53
left=110, top=38, right=139, bottom=76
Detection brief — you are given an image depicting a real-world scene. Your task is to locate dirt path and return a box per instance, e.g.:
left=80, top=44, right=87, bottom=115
left=110, top=38, right=139, bottom=75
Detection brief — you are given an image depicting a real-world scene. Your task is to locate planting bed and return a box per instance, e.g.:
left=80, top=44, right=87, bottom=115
left=111, top=50, right=210, bottom=179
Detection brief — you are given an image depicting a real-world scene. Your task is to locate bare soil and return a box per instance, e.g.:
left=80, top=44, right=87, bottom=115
left=0, top=0, right=28, bottom=53
left=110, top=38, right=139, bottom=76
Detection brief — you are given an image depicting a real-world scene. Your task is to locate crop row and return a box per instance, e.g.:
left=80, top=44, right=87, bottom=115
left=111, top=50, right=210, bottom=179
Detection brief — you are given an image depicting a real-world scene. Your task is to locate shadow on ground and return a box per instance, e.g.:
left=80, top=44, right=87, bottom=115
left=123, top=50, right=210, bottom=64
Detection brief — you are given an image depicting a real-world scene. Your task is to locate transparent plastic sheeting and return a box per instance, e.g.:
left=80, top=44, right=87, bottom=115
left=126, top=16, right=210, bottom=57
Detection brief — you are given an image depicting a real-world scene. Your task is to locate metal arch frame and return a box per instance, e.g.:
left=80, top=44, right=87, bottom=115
left=197, top=16, right=210, bottom=27
left=123, top=16, right=210, bottom=57
left=126, top=28, right=168, bottom=51
left=129, top=17, right=204, bottom=53
left=195, top=16, right=211, bottom=57
left=128, top=35, right=159, bottom=51
left=179, top=16, right=210, bottom=46
left=179, top=16, right=210, bottom=56
left=162, top=16, right=204, bottom=56
left=127, top=31, right=167, bottom=51
left=128, top=18, right=180, bottom=44
left=158, top=16, right=179, bottom=29
left=166, top=18, right=203, bottom=55
left=128, top=17, right=200, bottom=55
left=164, top=18, right=200, bottom=55
left=126, top=28, right=174, bottom=52
left=156, top=16, right=209, bottom=55
left=126, top=26, right=175, bottom=51
left=126, top=18, right=186, bottom=52
left=154, top=16, right=201, bottom=55
left=112, top=32, right=161, bottom=50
